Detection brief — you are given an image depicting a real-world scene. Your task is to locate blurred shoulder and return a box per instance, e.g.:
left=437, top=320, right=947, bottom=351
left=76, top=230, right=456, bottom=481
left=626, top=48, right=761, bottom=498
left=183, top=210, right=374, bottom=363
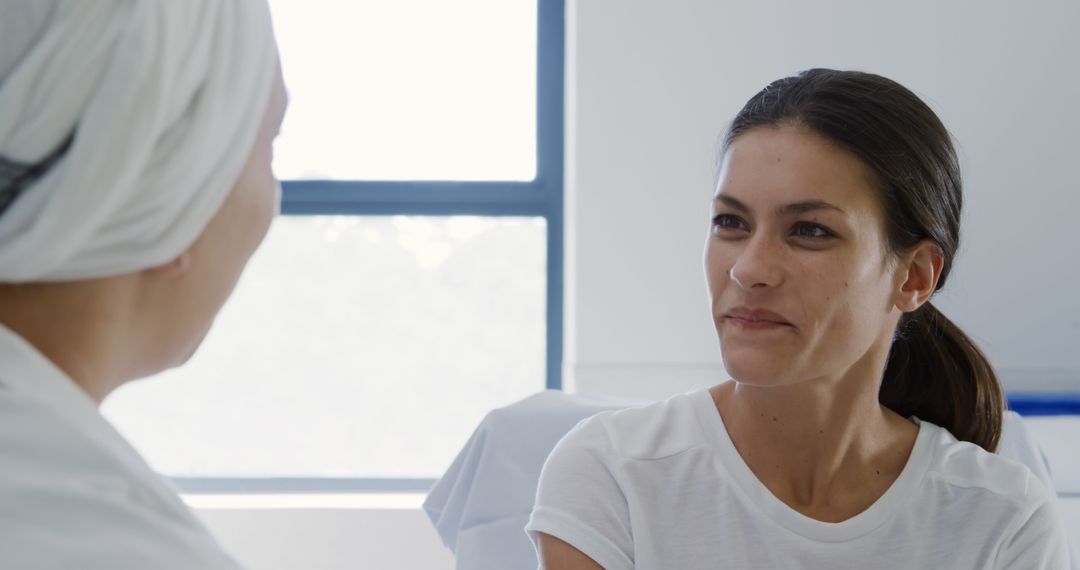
left=556, top=390, right=710, bottom=461
left=923, top=420, right=1054, bottom=511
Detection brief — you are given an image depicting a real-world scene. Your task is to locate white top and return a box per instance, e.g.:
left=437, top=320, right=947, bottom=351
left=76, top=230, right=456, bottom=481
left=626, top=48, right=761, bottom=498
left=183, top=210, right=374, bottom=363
left=527, top=389, right=1071, bottom=569
left=0, top=324, right=242, bottom=569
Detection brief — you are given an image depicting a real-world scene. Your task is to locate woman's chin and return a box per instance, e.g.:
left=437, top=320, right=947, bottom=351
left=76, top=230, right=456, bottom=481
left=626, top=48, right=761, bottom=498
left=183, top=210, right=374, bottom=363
left=721, top=351, right=791, bottom=387
left=165, top=324, right=212, bottom=370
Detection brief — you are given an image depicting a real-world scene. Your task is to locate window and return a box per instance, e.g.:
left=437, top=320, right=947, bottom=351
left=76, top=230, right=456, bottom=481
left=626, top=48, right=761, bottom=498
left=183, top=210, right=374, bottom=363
left=101, top=0, right=564, bottom=492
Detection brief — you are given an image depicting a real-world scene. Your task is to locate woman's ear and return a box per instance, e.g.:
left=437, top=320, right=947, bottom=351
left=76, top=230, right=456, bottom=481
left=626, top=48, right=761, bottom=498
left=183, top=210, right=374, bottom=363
left=894, top=240, right=944, bottom=313
left=143, top=250, right=193, bottom=279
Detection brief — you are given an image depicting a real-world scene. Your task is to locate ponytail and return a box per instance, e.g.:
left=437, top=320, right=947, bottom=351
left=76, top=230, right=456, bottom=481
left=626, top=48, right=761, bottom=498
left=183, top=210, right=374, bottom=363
left=880, top=302, right=1004, bottom=452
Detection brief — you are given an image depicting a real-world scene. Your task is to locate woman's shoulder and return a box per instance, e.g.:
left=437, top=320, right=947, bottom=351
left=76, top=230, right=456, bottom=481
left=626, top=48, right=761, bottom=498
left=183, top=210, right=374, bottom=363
left=0, top=389, right=242, bottom=568
left=920, top=419, right=1055, bottom=510
left=556, top=389, right=713, bottom=462
left=918, top=420, right=1070, bottom=566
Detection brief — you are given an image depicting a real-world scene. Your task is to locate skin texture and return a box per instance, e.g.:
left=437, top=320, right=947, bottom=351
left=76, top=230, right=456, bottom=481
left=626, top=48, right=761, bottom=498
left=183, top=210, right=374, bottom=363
left=539, top=125, right=944, bottom=568
left=0, top=63, right=288, bottom=403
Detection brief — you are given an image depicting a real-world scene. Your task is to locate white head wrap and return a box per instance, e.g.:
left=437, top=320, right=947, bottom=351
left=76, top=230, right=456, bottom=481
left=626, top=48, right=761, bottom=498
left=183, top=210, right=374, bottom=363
left=0, top=0, right=279, bottom=282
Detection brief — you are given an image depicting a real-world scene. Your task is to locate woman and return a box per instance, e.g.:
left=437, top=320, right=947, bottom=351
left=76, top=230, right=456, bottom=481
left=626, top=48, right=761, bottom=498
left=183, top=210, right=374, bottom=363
left=0, top=1, right=286, bottom=567
left=527, top=69, right=1070, bottom=568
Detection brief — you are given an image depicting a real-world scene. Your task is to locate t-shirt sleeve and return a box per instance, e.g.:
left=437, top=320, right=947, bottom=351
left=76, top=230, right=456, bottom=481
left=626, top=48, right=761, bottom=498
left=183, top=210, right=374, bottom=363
left=994, top=477, right=1071, bottom=570
left=525, top=415, right=634, bottom=570
left=997, top=411, right=1054, bottom=487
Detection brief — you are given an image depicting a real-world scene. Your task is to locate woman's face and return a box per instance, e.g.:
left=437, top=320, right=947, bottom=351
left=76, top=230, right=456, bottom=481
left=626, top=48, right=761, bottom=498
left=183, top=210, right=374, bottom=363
left=704, top=125, right=906, bottom=388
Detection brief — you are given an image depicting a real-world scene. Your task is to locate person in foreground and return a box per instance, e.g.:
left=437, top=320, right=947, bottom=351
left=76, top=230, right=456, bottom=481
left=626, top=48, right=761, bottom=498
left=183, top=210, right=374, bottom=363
left=527, top=69, right=1070, bottom=569
left=0, top=1, right=286, bottom=567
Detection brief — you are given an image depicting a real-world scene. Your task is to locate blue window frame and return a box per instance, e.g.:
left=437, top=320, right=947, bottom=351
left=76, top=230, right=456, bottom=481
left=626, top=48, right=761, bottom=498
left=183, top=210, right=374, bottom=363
left=173, top=0, right=564, bottom=495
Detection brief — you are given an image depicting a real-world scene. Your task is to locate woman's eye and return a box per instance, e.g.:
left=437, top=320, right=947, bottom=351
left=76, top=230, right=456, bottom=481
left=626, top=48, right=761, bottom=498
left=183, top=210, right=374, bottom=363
left=711, top=214, right=748, bottom=232
left=792, top=222, right=833, bottom=239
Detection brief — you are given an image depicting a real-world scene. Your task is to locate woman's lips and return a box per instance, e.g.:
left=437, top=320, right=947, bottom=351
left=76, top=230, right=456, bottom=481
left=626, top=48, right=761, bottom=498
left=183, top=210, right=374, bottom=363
left=725, top=306, right=794, bottom=330
left=725, top=316, right=792, bottom=331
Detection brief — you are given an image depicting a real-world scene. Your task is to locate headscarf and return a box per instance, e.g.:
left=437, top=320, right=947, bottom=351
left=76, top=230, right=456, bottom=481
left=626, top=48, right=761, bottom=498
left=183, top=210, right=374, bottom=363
left=0, top=0, right=279, bottom=282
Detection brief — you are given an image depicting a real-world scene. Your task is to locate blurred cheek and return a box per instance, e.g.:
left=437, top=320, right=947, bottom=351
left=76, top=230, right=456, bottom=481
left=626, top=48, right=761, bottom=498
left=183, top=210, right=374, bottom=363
left=252, top=175, right=277, bottom=243
left=240, top=157, right=279, bottom=250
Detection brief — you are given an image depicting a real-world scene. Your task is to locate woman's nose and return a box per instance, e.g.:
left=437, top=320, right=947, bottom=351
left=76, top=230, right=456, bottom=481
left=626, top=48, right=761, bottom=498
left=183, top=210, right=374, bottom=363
left=729, top=235, right=784, bottom=290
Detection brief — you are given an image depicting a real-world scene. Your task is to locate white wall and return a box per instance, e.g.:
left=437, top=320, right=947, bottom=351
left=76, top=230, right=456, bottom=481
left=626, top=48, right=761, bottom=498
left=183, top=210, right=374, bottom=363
left=564, top=0, right=1080, bottom=400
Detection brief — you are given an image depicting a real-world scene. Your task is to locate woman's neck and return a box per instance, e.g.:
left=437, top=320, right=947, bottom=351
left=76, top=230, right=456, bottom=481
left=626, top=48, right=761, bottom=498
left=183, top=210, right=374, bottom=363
left=711, top=361, right=918, bottom=522
left=0, top=279, right=141, bottom=404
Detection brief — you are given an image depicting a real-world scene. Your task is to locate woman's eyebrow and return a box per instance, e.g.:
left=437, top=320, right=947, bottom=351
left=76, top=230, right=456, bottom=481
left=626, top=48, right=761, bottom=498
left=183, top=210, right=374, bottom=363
left=714, top=194, right=846, bottom=216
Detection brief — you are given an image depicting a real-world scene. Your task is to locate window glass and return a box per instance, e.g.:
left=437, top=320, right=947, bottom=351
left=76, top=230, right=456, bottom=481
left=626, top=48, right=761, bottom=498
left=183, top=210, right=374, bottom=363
left=102, top=216, right=547, bottom=478
left=268, top=0, right=538, bottom=181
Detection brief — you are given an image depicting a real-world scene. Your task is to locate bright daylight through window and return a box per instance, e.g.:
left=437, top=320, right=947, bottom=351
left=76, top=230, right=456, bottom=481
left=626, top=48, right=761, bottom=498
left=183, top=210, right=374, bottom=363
left=102, top=0, right=552, bottom=483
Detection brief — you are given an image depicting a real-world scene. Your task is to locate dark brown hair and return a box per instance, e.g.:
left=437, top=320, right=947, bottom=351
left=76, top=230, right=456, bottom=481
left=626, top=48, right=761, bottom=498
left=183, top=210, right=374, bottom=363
left=722, top=68, right=1003, bottom=451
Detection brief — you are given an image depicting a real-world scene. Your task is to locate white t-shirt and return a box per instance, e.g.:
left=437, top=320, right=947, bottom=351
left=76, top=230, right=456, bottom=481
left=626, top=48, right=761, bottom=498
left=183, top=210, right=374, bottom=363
left=526, top=389, right=1070, bottom=569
